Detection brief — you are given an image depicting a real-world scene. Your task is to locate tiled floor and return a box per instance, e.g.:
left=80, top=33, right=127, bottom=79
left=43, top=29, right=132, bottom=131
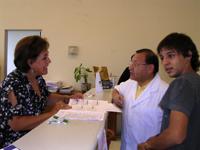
left=109, top=139, right=121, bottom=150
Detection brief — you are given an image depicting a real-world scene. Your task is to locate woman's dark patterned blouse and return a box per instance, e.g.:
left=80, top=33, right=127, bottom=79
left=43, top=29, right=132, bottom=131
left=0, top=69, right=50, bottom=148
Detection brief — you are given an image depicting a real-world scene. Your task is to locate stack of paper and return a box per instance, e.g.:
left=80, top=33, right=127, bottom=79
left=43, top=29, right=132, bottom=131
left=69, top=99, right=122, bottom=113
left=48, top=109, right=105, bottom=124
left=1, top=145, right=20, bottom=150
left=48, top=99, right=121, bottom=124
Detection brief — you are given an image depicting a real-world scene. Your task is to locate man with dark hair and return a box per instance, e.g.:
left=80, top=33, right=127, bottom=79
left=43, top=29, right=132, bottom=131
left=138, top=33, right=200, bottom=150
left=112, top=49, right=168, bottom=150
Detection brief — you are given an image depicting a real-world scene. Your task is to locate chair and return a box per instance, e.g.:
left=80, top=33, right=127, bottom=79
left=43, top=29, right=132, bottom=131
left=117, top=67, right=130, bottom=85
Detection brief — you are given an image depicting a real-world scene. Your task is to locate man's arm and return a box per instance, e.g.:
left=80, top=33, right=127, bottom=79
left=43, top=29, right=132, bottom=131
left=138, top=110, right=188, bottom=150
left=112, top=89, right=124, bottom=108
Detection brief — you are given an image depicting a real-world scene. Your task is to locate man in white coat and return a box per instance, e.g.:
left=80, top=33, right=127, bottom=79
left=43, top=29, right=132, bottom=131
left=112, top=49, right=168, bottom=150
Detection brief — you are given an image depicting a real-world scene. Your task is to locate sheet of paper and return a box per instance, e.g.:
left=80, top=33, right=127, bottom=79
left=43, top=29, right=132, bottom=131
left=2, top=145, right=21, bottom=150
left=69, top=99, right=122, bottom=113
left=48, top=109, right=105, bottom=122
left=48, top=99, right=121, bottom=124
left=63, top=109, right=104, bottom=121
left=105, top=103, right=122, bottom=113
left=97, top=128, right=108, bottom=150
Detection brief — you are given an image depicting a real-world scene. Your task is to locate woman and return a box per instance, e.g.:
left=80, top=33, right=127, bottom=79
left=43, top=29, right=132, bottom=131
left=0, top=35, right=82, bottom=148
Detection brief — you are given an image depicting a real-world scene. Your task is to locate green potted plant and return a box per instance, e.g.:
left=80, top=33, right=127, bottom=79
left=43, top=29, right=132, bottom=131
left=74, top=64, right=92, bottom=92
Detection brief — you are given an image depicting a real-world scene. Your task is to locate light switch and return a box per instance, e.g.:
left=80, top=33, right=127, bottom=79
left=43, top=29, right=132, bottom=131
left=68, top=46, right=79, bottom=56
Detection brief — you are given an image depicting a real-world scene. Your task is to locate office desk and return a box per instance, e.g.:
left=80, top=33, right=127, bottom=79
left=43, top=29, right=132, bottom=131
left=84, top=88, right=119, bottom=140
left=13, top=119, right=104, bottom=150
left=13, top=90, right=108, bottom=150
left=84, top=88, right=112, bottom=102
left=12, top=89, right=114, bottom=150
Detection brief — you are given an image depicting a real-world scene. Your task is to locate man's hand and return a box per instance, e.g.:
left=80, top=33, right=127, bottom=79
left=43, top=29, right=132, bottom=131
left=112, top=89, right=124, bottom=108
left=138, top=142, right=152, bottom=150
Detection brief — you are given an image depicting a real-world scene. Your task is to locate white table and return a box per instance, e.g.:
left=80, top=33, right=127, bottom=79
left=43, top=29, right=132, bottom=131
left=13, top=119, right=104, bottom=150
left=84, top=88, right=120, bottom=141
left=84, top=89, right=113, bottom=103
left=12, top=88, right=113, bottom=150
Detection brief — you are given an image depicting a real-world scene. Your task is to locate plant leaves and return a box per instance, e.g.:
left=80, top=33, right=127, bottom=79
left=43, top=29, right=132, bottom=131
left=74, top=63, right=92, bottom=83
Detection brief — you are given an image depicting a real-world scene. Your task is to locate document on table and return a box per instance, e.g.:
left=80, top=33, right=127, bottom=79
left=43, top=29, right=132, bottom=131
left=48, top=99, right=121, bottom=124
left=48, top=109, right=105, bottom=124
left=68, top=99, right=122, bottom=113
left=105, top=103, right=122, bottom=113
left=1, top=145, right=21, bottom=150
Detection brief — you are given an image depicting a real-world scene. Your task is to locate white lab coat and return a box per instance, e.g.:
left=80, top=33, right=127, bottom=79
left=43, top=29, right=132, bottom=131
left=115, top=74, right=168, bottom=150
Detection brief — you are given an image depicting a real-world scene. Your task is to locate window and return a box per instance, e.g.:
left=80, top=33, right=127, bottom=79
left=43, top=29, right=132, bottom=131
left=4, top=30, right=41, bottom=76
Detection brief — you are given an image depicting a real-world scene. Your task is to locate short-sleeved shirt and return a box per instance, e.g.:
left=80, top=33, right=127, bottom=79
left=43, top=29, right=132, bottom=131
left=160, top=72, right=200, bottom=150
left=0, top=69, right=50, bottom=147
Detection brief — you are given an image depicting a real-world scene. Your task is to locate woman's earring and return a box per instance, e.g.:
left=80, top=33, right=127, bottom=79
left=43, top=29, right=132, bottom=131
left=31, top=69, right=36, bottom=75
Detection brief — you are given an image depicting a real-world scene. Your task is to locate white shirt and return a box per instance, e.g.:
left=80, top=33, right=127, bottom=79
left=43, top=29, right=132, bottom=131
left=115, top=74, right=168, bottom=150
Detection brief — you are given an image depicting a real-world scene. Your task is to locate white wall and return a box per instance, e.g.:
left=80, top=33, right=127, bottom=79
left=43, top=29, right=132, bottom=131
left=0, top=0, right=200, bottom=88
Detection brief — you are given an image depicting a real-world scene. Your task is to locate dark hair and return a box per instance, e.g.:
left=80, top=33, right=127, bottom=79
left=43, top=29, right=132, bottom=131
left=136, top=48, right=159, bottom=76
left=14, top=35, right=49, bottom=73
left=131, top=54, right=135, bottom=60
left=157, top=32, right=200, bottom=72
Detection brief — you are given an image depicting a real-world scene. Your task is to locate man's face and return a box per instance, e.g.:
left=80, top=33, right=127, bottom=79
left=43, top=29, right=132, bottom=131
left=159, top=48, right=191, bottom=78
left=129, top=52, right=150, bottom=83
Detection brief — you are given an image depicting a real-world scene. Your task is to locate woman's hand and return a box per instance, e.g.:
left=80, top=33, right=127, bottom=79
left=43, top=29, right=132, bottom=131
left=50, top=101, right=72, bottom=115
left=70, top=92, right=83, bottom=99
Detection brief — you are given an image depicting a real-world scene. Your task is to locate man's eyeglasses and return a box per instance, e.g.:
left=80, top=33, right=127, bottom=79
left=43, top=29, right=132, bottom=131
left=129, top=61, right=147, bottom=67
